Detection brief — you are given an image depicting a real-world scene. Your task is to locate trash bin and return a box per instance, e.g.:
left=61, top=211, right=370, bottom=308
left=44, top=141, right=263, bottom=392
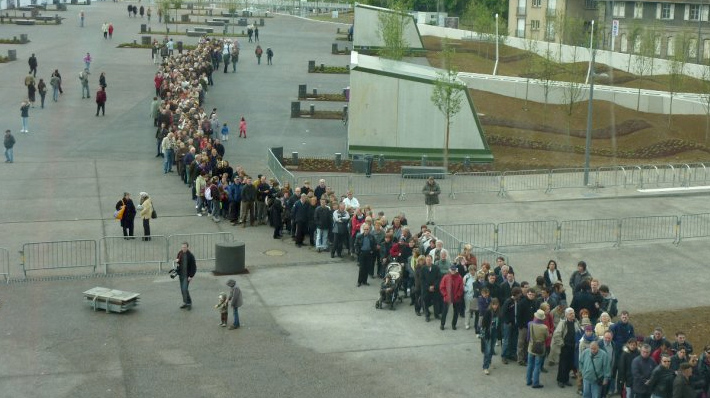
left=142, top=35, right=151, bottom=45
left=141, top=23, right=147, bottom=33
left=8, top=49, right=17, bottom=61
left=214, top=241, right=246, bottom=275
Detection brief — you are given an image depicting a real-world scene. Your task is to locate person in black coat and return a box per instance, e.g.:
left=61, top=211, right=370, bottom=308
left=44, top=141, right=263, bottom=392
left=306, top=196, right=317, bottom=246
left=269, top=195, right=283, bottom=239
left=292, top=194, right=309, bottom=247
left=420, top=255, right=442, bottom=322
left=175, top=242, right=197, bottom=309
left=570, top=280, right=599, bottom=320
left=115, top=192, right=136, bottom=239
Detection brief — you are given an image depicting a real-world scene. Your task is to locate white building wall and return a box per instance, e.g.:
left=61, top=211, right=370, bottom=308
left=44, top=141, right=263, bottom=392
left=353, top=4, right=424, bottom=50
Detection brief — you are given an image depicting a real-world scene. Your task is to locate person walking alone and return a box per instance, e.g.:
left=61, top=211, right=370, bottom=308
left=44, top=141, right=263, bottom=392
left=28, top=53, right=38, bottom=77
left=422, top=176, right=441, bottom=225
left=95, top=86, right=106, bottom=116
left=175, top=242, right=196, bottom=309
left=4, top=130, right=15, bottom=163
left=239, top=116, right=247, bottom=138
left=138, top=192, right=153, bottom=241
left=80, top=68, right=90, bottom=99
left=255, top=45, right=263, bottom=65
left=226, top=279, right=242, bottom=329
left=20, top=100, right=30, bottom=133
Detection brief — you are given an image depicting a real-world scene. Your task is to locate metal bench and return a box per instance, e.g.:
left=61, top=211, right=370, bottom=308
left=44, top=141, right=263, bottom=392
left=205, top=20, right=225, bottom=26
left=15, top=19, right=36, bottom=25
left=186, top=30, right=204, bottom=37
left=193, top=26, right=214, bottom=33
left=211, top=17, right=230, bottom=24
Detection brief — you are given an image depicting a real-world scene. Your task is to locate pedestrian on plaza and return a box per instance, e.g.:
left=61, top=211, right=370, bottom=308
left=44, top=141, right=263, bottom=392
left=254, top=25, right=259, bottom=41
left=255, top=45, right=263, bottom=65
left=99, top=72, right=107, bottom=89
left=266, top=47, right=273, bottom=65
left=79, top=10, right=85, bottom=27
left=80, top=68, right=90, bottom=99
left=108, top=23, right=114, bottom=39
left=481, top=297, right=502, bottom=375
left=354, top=223, right=377, bottom=287
left=579, top=341, right=611, bottom=398
left=132, top=5, right=138, bottom=17
left=220, top=123, right=229, bottom=141
left=127, top=4, right=133, bottom=17
left=102, top=22, right=108, bottom=39
left=147, top=7, right=152, bottom=21
left=226, top=279, right=243, bottom=329
left=4, top=130, right=15, bottom=163
left=27, top=80, right=36, bottom=108
left=439, top=264, right=464, bottom=330
left=230, top=42, right=239, bottom=72
left=214, top=292, right=228, bottom=327
left=175, top=242, right=196, bottom=309
left=139, top=5, right=145, bottom=18
left=526, top=309, right=550, bottom=388
left=247, top=26, right=253, bottom=42
left=20, top=100, right=30, bottom=133
left=51, top=69, right=63, bottom=96
left=138, top=192, right=153, bottom=241
left=95, top=86, right=106, bottom=116
left=83, top=52, right=92, bottom=71
left=238, top=116, right=247, bottom=138
left=115, top=192, right=136, bottom=238
left=28, top=53, right=38, bottom=77
left=37, top=79, right=47, bottom=108
left=422, top=176, right=441, bottom=225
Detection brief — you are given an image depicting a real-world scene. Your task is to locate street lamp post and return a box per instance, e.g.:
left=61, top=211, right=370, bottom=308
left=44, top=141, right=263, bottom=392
left=583, top=48, right=597, bottom=186
left=493, top=13, right=499, bottom=75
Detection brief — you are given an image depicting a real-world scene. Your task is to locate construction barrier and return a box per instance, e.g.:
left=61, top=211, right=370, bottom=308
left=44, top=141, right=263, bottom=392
left=167, top=232, right=235, bottom=263
left=99, top=235, right=170, bottom=273
left=20, top=240, right=97, bottom=278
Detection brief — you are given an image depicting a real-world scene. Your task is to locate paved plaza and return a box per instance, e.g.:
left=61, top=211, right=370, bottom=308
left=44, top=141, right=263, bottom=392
left=1, top=3, right=710, bottom=397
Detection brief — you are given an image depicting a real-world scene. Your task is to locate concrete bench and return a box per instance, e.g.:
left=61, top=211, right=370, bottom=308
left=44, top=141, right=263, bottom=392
left=15, top=19, right=36, bottom=25
left=186, top=30, right=204, bottom=37
left=401, top=166, right=447, bottom=179
left=205, top=20, right=225, bottom=27
left=211, top=17, right=230, bottom=24
left=193, top=26, right=214, bottom=33
left=35, top=15, right=59, bottom=23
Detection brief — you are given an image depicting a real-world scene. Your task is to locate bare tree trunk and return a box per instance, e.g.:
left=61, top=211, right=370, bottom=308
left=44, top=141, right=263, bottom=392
left=444, top=117, right=450, bottom=172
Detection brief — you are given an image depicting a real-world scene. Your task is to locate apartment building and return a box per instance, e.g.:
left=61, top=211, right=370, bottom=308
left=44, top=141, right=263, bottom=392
left=508, top=0, right=710, bottom=61
left=507, top=0, right=599, bottom=42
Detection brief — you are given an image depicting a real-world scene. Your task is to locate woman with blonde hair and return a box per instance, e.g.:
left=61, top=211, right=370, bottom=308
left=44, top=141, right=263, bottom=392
left=138, top=192, right=153, bottom=241
left=461, top=243, right=478, bottom=267
left=594, top=312, right=613, bottom=337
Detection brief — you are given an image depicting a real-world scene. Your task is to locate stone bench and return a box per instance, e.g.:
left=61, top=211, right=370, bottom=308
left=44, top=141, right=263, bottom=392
left=211, top=17, right=230, bottom=24
left=401, top=166, right=447, bottom=179
left=186, top=30, right=204, bottom=37
left=35, top=15, right=60, bottom=23
left=193, top=26, right=214, bottom=33
left=205, top=20, right=225, bottom=27
left=15, top=19, right=36, bottom=25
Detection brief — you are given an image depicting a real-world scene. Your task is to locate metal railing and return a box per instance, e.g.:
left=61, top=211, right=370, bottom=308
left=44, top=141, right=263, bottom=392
left=267, top=148, right=295, bottom=188
left=167, top=232, right=235, bottom=262
left=20, top=240, right=98, bottom=278
left=273, top=162, right=710, bottom=200
left=438, top=212, right=710, bottom=251
left=432, top=226, right=509, bottom=266
left=0, top=247, right=9, bottom=283
left=99, top=235, right=170, bottom=273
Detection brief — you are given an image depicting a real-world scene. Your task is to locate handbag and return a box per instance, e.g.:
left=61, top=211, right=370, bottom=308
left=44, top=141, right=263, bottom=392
left=151, top=208, right=157, bottom=219
left=531, top=325, right=545, bottom=356
left=114, top=200, right=126, bottom=220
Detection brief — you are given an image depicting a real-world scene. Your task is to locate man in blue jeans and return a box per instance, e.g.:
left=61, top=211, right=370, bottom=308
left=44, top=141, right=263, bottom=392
left=4, top=130, right=15, bottom=163
left=175, top=242, right=196, bottom=309
left=526, top=309, right=550, bottom=388
left=580, top=341, right=611, bottom=398
left=226, top=279, right=243, bottom=329
left=501, top=287, right=522, bottom=364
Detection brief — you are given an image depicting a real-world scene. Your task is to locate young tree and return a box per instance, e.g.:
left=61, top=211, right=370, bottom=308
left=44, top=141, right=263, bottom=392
left=522, top=36, right=539, bottom=111
left=702, top=63, right=710, bottom=144
left=431, top=39, right=465, bottom=172
left=159, top=0, right=171, bottom=32
left=172, top=0, right=183, bottom=33
left=667, top=33, right=690, bottom=128
left=535, top=43, right=557, bottom=115
left=377, top=2, right=411, bottom=61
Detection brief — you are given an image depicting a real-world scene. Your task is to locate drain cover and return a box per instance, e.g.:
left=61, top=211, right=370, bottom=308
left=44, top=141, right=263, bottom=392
left=264, top=249, right=285, bottom=256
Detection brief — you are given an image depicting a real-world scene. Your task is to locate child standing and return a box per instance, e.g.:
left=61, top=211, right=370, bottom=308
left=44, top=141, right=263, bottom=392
left=214, top=292, right=228, bottom=327
left=221, top=123, right=229, bottom=141
left=238, top=117, right=247, bottom=138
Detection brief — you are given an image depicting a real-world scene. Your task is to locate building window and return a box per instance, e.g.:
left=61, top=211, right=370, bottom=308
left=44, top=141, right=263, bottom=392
left=613, top=2, right=626, bottom=17
left=660, top=3, right=673, bottom=19
left=585, top=0, right=597, bottom=10
left=704, top=39, right=710, bottom=60
left=545, top=21, right=556, bottom=41
left=667, top=37, right=674, bottom=57
left=517, top=18, right=526, bottom=38
left=689, top=4, right=701, bottom=21
left=654, top=35, right=661, bottom=56
left=531, top=20, right=541, bottom=30
left=620, top=33, right=628, bottom=53
left=633, top=36, right=641, bottom=53
left=689, top=38, right=698, bottom=58
left=634, top=2, right=643, bottom=18
left=532, top=0, right=542, bottom=8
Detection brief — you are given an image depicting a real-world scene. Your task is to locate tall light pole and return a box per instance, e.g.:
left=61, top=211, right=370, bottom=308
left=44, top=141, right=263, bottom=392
left=583, top=48, right=596, bottom=186
left=493, top=13, right=499, bottom=75
left=585, top=19, right=595, bottom=84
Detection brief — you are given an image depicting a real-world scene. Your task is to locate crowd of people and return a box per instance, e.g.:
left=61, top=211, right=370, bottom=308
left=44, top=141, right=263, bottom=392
left=142, top=32, right=710, bottom=398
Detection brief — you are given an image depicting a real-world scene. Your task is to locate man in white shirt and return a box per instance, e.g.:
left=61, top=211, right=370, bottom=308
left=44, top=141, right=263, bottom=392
left=341, top=191, right=359, bottom=213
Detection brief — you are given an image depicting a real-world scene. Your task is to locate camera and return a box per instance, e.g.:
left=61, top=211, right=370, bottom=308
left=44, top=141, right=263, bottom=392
left=169, top=267, right=179, bottom=279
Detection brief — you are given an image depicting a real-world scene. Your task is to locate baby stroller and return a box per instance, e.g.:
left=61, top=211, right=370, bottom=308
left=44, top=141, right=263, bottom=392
left=375, top=262, right=404, bottom=310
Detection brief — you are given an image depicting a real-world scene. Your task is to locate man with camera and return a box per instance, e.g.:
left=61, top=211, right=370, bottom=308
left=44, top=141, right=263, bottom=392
left=174, top=242, right=197, bottom=309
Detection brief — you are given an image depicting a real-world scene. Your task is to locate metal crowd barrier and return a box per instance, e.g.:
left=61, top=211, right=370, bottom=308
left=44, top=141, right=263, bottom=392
left=432, top=226, right=509, bottom=267
left=99, top=235, right=170, bottom=273
left=438, top=213, right=710, bottom=251
left=274, top=159, right=710, bottom=199
left=20, top=240, right=98, bottom=278
left=267, top=148, right=295, bottom=188
left=167, top=232, right=235, bottom=263
left=0, top=247, right=9, bottom=283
